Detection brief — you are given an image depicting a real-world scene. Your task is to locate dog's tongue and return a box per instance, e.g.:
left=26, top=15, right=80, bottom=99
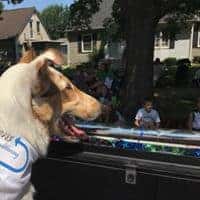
left=64, top=124, right=86, bottom=137
left=60, top=115, right=87, bottom=138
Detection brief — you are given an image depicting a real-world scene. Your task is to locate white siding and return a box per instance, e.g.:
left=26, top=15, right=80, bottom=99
left=106, top=31, right=192, bottom=62
left=174, top=37, right=190, bottom=59
left=107, top=40, right=191, bottom=61
left=154, top=33, right=191, bottom=61
left=18, top=13, right=50, bottom=44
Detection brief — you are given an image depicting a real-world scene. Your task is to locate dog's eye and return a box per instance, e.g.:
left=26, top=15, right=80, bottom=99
left=65, top=84, right=72, bottom=90
left=47, top=60, right=55, bottom=67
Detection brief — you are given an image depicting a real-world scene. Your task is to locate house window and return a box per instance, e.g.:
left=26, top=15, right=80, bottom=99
left=161, top=37, right=170, bottom=47
left=197, top=25, right=200, bottom=48
left=36, top=21, right=40, bottom=34
left=155, top=33, right=160, bottom=47
left=29, top=20, right=33, bottom=38
left=24, top=33, right=27, bottom=40
left=61, top=45, right=68, bottom=54
left=155, top=32, right=170, bottom=48
left=81, top=34, right=93, bottom=53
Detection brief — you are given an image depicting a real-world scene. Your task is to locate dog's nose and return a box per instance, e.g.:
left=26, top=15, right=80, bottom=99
left=84, top=103, right=103, bottom=121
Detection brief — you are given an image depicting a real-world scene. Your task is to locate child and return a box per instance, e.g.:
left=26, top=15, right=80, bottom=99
left=134, top=99, right=161, bottom=130
left=188, top=97, right=200, bottom=131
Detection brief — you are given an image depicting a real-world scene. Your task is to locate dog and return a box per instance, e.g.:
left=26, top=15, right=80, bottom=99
left=0, top=49, right=102, bottom=200
left=19, top=48, right=98, bottom=137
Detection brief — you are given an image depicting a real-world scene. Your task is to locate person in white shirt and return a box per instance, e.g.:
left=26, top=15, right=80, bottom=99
left=104, top=76, right=113, bottom=89
left=134, top=99, right=161, bottom=129
left=153, top=58, right=164, bottom=87
left=192, top=69, right=200, bottom=87
left=188, top=97, right=200, bottom=131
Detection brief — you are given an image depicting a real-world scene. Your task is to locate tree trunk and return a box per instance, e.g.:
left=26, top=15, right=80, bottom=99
left=119, top=0, right=159, bottom=121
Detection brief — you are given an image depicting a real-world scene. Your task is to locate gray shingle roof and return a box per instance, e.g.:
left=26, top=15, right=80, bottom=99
left=69, top=0, right=188, bottom=32
left=90, top=0, right=115, bottom=29
left=89, top=0, right=200, bottom=28
left=0, top=7, right=35, bottom=40
left=86, top=0, right=170, bottom=29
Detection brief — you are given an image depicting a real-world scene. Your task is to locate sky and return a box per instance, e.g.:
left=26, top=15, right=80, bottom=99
left=3, top=0, right=74, bottom=11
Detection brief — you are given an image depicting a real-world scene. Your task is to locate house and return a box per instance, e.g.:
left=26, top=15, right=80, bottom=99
left=66, top=0, right=115, bottom=67
left=106, top=13, right=200, bottom=62
left=0, top=7, right=50, bottom=63
left=153, top=17, right=200, bottom=61
left=66, top=0, right=200, bottom=66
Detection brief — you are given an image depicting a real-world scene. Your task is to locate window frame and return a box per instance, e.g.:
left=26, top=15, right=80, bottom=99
left=197, top=26, right=200, bottom=48
left=29, top=20, right=33, bottom=38
left=81, top=34, right=93, bottom=53
left=61, top=44, right=68, bottom=55
left=36, top=21, right=40, bottom=34
left=155, top=32, right=170, bottom=49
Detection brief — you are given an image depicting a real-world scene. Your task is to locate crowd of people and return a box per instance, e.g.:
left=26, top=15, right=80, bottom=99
left=69, top=59, right=200, bottom=132
left=70, top=61, right=126, bottom=126
left=153, top=57, right=200, bottom=88
left=133, top=97, right=200, bottom=132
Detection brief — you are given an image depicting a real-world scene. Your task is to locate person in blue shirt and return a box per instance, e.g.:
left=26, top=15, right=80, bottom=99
left=134, top=99, right=161, bottom=130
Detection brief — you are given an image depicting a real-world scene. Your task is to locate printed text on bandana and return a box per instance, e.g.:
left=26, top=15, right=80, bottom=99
left=0, top=133, right=29, bottom=173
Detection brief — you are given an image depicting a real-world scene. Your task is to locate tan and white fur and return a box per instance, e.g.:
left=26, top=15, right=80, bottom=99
left=0, top=49, right=102, bottom=199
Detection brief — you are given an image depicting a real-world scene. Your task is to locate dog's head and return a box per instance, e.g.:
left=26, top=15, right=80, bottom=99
left=47, top=67, right=102, bottom=120
left=20, top=49, right=102, bottom=135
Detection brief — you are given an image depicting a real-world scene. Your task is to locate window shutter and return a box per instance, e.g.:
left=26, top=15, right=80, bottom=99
left=193, top=24, right=199, bottom=48
left=169, top=39, right=175, bottom=49
left=93, top=33, right=97, bottom=49
left=78, top=35, right=82, bottom=53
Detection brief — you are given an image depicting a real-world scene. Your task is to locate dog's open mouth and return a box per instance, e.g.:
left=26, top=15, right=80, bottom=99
left=59, top=114, right=87, bottom=138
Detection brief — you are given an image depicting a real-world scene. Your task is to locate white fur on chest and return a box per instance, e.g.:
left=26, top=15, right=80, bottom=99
left=0, top=63, right=49, bottom=156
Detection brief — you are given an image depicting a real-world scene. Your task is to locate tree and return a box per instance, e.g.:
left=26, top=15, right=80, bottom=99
left=40, top=5, right=70, bottom=40
left=9, top=0, right=23, bottom=3
left=70, top=0, right=200, bottom=120
left=0, top=2, right=3, bottom=14
left=0, top=0, right=23, bottom=14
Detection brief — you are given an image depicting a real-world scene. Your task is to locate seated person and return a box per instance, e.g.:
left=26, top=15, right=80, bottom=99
left=134, top=99, right=161, bottom=129
left=188, top=97, right=200, bottom=131
left=192, top=69, right=200, bottom=88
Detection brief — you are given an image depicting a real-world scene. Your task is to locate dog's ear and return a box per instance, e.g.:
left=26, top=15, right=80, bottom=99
left=31, top=48, right=64, bottom=71
left=46, top=66, right=72, bottom=91
left=19, top=48, right=37, bottom=63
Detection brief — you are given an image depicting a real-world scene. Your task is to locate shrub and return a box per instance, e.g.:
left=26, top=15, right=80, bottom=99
left=156, top=74, right=175, bottom=88
left=163, top=57, right=177, bottom=66
left=89, top=47, right=105, bottom=67
left=193, top=56, right=200, bottom=64
left=61, top=67, right=75, bottom=77
left=177, top=58, right=191, bottom=67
